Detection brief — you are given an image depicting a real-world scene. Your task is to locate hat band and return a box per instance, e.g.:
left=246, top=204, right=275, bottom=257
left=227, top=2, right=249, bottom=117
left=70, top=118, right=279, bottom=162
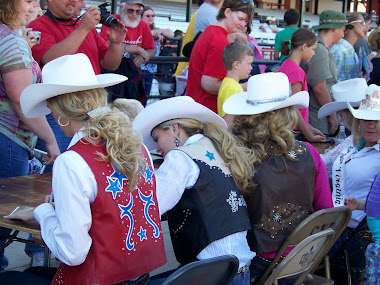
left=246, top=95, right=288, bottom=106
left=319, top=19, right=348, bottom=24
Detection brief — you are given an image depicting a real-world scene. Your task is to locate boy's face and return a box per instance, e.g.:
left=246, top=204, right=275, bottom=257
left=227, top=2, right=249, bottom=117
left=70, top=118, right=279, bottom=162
left=237, top=55, right=253, bottom=79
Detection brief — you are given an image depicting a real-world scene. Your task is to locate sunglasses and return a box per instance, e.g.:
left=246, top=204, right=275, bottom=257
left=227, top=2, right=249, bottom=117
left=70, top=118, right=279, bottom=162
left=145, top=14, right=155, bottom=18
left=126, top=8, right=141, bottom=15
left=349, top=20, right=365, bottom=26
left=240, top=0, right=255, bottom=5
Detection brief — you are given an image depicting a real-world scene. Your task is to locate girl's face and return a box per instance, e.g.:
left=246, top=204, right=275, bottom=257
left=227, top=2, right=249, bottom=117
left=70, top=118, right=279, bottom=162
left=151, top=127, right=176, bottom=158
left=142, top=9, right=155, bottom=26
left=224, top=9, right=249, bottom=34
left=18, top=0, right=35, bottom=28
left=301, top=41, right=317, bottom=63
left=359, top=119, right=380, bottom=147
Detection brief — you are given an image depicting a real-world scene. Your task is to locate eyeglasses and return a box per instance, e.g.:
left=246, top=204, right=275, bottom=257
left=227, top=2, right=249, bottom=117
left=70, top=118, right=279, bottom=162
left=145, top=14, right=155, bottom=18
left=349, top=20, right=365, bottom=26
left=126, top=8, right=141, bottom=15
left=240, top=0, right=255, bottom=5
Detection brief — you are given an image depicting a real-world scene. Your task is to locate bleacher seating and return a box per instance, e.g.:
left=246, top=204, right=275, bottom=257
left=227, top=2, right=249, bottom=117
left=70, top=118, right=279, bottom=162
left=86, top=0, right=320, bottom=45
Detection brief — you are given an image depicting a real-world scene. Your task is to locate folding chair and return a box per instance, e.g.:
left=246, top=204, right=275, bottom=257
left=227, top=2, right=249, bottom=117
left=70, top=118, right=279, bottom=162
left=257, top=207, right=352, bottom=284
left=161, top=255, right=239, bottom=285
left=264, top=229, right=335, bottom=285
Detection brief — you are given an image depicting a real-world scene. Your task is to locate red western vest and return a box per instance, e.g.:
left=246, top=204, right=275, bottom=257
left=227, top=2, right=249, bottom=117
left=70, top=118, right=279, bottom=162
left=52, top=140, right=166, bottom=285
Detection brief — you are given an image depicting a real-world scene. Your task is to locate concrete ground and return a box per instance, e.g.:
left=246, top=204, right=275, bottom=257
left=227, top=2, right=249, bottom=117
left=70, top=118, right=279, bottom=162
left=4, top=221, right=180, bottom=276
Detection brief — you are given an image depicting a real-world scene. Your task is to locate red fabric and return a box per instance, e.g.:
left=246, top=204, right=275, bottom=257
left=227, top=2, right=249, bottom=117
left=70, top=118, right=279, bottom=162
left=51, top=141, right=166, bottom=285
left=100, top=15, right=155, bottom=49
left=187, top=25, right=229, bottom=113
left=28, top=15, right=108, bottom=75
left=279, top=59, right=309, bottom=128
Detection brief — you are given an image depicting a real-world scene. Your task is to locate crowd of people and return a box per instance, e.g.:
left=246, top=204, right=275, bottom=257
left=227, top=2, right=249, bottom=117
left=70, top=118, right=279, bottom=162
left=0, top=0, right=380, bottom=285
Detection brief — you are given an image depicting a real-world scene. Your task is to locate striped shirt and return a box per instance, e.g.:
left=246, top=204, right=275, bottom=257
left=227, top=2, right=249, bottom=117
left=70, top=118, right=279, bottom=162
left=0, top=24, right=41, bottom=147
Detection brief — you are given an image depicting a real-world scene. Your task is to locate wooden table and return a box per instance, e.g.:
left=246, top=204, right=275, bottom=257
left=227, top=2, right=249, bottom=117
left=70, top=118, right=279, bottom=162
left=311, top=142, right=332, bottom=154
left=0, top=173, right=52, bottom=265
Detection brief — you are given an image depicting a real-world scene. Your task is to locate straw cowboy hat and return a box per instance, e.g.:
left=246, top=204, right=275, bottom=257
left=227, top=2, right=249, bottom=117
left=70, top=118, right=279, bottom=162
left=20, top=53, right=127, bottom=118
left=223, top=73, right=309, bottom=116
left=133, top=96, right=227, bottom=150
left=347, top=84, right=380, bottom=121
left=318, top=78, right=367, bottom=118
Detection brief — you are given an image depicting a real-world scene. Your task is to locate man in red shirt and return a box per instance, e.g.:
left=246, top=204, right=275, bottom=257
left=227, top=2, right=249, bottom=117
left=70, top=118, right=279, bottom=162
left=101, top=0, right=156, bottom=102
left=28, top=0, right=127, bottom=75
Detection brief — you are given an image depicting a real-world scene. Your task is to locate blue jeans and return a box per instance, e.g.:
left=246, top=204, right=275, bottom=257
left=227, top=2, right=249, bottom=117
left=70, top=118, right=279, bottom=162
left=36, top=113, right=72, bottom=173
left=141, top=70, right=154, bottom=96
left=231, top=270, right=250, bottom=285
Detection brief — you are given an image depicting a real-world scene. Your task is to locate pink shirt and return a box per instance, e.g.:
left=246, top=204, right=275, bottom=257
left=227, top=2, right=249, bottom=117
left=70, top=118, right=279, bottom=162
left=279, top=59, right=309, bottom=128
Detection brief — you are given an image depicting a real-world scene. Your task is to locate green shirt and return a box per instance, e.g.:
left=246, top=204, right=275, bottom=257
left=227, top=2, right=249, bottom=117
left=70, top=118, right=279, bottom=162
left=274, top=27, right=299, bottom=61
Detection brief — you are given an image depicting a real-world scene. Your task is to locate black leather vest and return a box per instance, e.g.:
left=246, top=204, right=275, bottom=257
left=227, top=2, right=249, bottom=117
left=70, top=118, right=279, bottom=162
left=246, top=141, right=315, bottom=254
left=167, top=137, right=251, bottom=265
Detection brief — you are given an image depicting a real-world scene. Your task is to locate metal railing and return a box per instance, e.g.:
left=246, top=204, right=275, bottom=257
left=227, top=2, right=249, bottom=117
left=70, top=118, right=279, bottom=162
left=144, top=56, right=281, bottom=103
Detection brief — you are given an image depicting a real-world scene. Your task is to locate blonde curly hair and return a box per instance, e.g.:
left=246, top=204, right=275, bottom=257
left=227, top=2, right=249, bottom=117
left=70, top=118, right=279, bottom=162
left=155, top=118, right=256, bottom=194
left=231, top=107, right=298, bottom=166
left=47, top=88, right=144, bottom=190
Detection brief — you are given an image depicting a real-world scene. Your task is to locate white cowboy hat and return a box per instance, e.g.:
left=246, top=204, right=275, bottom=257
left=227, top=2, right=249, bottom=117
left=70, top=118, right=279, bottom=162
left=347, top=84, right=380, bottom=121
left=20, top=53, right=127, bottom=118
left=133, top=96, right=227, bottom=150
left=266, top=16, right=275, bottom=21
left=318, top=78, right=367, bottom=118
left=223, top=73, right=309, bottom=116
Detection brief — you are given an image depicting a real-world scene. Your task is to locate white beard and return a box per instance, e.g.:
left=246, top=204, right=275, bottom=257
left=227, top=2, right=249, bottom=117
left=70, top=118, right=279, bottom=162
left=120, top=13, right=141, bottom=28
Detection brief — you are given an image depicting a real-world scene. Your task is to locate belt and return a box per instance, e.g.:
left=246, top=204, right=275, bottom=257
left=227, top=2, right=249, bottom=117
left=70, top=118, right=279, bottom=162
left=237, top=261, right=251, bottom=275
left=256, top=255, right=286, bottom=265
left=345, top=227, right=373, bottom=241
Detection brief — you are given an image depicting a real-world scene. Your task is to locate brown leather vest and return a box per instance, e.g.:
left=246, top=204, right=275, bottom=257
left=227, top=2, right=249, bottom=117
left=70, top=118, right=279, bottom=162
left=245, top=141, right=315, bottom=254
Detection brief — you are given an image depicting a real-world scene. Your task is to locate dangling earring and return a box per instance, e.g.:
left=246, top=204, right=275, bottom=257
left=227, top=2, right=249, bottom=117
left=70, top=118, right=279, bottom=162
left=358, top=125, right=361, bottom=132
left=174, top=138, right=180, bottom=147
left=58, top=116, right=70, bottom=127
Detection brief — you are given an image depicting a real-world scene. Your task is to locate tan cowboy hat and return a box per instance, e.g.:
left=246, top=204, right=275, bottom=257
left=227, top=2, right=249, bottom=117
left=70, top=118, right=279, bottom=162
left=133, top=96, right=227, bottom=150
left=318, top=78, right=367, bottom=118
left=21, top=53, right=127, bottom=118
left=223, top=73, right=309, bottom=115
left=347, top=84, right=380, bottom=120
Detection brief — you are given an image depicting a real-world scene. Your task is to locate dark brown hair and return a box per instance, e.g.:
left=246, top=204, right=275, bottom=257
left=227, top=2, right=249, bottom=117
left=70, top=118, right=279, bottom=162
left=142, top=6, right=155, bottom=30
left=280, top=28, right=317, bottom=56
left=217, top=0, right=254, bottom=22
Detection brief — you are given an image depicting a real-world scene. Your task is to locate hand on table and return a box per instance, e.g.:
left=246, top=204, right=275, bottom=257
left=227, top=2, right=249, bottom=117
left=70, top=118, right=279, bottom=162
left=4, top=208, right=35, bottom=221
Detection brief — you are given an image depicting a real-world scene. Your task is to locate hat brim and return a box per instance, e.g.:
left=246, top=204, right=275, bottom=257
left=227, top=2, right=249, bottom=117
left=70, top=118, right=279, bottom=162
left=318, top=101, right=361, bottom=118
left=312, top=23, right=354, bottom=30
left=347, top=101, right=380, bottom=120
left=133, top=97, right=227, bottom=150
left=223, top=91, right=309, bottom=115
left=21, top=74, right=127, bottom=118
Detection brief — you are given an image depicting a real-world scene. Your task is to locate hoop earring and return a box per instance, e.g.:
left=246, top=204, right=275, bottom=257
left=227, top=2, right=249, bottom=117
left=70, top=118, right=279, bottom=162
left=58, top=116, right=70, bottom=127
left=174, top=138, right=180, bottom=147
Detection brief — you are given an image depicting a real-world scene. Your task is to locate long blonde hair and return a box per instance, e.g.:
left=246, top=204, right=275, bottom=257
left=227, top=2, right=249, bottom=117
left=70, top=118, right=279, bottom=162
left=155, top=118, right=255, bottom=193
left=47, top=88, right=144, bottom=190
left=232, top=107, right=298, bottom=165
